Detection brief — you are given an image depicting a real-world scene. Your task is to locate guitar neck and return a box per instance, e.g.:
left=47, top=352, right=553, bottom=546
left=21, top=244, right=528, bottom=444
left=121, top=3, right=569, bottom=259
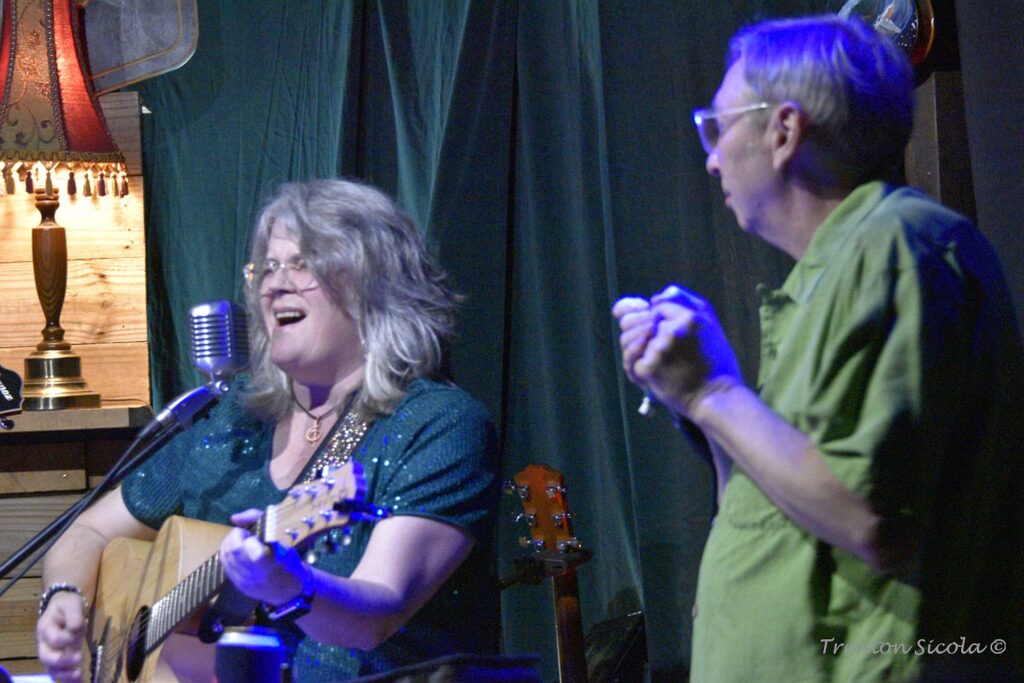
left=145, top=550, right=225, bottom=651
left=552, top=570, right=588, bottom=683
left=144, top=514, right=265, bottom=651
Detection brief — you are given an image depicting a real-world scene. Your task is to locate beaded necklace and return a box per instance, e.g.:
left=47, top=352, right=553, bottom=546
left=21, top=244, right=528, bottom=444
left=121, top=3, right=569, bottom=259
left=300, top=394, right=371, bottom=484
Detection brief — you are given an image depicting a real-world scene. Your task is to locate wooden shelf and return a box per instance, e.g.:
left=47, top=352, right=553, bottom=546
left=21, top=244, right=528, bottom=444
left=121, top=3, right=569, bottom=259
left=0, top=403, right=151, bottom=435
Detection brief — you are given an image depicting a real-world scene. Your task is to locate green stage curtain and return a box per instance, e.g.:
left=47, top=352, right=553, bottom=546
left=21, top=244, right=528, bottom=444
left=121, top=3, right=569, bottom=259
left=138, top=2, right=829, bottom=680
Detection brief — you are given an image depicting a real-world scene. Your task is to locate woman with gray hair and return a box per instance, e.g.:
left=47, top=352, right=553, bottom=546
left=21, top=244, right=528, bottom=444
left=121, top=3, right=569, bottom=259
left=36, top=178, right=500, bottom=682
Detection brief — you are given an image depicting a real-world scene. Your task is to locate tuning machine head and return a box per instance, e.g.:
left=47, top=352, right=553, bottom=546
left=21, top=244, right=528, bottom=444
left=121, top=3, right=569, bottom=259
left=503, top=480, right=530, bottom=500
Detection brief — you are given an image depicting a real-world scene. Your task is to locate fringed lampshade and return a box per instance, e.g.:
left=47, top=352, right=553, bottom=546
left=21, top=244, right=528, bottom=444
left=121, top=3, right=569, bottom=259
left=0, top=0, right=127, bottom=410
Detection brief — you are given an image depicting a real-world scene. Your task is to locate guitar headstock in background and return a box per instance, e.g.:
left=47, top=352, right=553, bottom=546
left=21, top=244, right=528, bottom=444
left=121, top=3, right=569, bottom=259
left=505, top=464, right=592, bottom=683
left=507, top=464, right=591, bottom=571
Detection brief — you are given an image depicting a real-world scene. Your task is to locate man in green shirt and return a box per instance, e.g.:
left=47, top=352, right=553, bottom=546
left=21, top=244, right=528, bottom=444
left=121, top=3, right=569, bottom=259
left=614, top=15, right=1023, bottom=681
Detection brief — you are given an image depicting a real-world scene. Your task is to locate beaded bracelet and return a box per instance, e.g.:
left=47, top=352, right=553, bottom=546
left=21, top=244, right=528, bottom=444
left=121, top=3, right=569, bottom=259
left=38, top=583, right=85, bottom=616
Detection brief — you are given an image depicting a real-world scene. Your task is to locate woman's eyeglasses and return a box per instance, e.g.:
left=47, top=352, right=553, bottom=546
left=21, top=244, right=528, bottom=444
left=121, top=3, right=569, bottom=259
left=242, top=257, right=318, bottom=291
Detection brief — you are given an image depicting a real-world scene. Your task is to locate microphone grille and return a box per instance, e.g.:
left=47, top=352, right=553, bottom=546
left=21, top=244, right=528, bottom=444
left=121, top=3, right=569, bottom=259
left=189, top=300, right=250, bottom=380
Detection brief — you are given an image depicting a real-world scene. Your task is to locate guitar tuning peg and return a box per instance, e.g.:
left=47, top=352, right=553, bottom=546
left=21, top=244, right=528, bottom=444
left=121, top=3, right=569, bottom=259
left=502, top=481, right=530, bottom=499
left=552, top=512, right=572, bottom=527
left=557, top=537, right=582, bottom=552
left=519, top=537, right=546, bottom=550
left=545, top=484, right=566, bottom=499
left=514, top=512, right=537, bottom=527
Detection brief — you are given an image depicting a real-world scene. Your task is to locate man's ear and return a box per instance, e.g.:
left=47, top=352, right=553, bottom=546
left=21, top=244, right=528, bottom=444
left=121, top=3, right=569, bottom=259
left=769, top=101, right=807, bottom=172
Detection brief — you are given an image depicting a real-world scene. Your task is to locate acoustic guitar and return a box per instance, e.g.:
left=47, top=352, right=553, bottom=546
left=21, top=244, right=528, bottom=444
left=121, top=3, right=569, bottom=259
left=508, top=464, right=592, bottom=683
left=87, top=461, right=376, bottom=683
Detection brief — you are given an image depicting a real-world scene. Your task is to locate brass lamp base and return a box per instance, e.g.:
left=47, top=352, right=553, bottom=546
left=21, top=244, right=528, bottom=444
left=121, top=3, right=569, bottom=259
left=22, top=349, right=101, bottom=410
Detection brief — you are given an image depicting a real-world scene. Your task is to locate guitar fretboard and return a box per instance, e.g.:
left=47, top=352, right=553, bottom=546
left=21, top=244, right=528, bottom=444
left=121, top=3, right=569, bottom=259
left=144, top=553, right=224, bottom=651
left=143, top=516, right=264, bottom=652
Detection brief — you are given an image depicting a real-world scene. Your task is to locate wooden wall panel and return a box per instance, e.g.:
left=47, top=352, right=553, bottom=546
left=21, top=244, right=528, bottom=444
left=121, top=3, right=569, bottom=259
left=0, top=576, right=41, bottom=659
left=0, top=177, right=145, bottom=265
left=100, top=92, right=145, bottom=175
left=0, top=258, right=147, bottom=344
left=0, top=87, right=150, bottom=681
left=0, top=494, right=81, bottom=575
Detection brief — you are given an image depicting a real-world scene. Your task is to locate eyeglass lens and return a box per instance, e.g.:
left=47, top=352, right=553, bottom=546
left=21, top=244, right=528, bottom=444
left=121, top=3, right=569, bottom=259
left=699, top=118, right=720, bottom=153
left=244, top=258, right=317, bottom=291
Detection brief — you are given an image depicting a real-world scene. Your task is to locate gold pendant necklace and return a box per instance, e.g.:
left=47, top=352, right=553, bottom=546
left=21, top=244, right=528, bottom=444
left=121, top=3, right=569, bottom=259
left=304, top=415, right=330, bottom=444
left=291, top=388, right=338, bottom=445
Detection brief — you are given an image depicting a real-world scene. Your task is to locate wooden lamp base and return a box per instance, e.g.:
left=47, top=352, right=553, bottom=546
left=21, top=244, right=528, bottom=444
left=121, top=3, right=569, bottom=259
left=20, top=189, right=101, bottom=411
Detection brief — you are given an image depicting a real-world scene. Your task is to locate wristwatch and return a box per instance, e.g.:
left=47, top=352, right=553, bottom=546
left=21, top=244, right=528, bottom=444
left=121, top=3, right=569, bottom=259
left=265, top=563, right=316, bottom=622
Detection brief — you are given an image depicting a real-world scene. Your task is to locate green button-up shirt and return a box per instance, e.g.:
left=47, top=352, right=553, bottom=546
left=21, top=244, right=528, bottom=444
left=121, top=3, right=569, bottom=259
left=691, top=182, right=1024, bottom=681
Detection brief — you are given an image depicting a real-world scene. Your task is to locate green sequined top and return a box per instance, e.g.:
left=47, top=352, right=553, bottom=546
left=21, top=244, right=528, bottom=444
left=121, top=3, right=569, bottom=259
left=122, top=378, right=500, bottom=680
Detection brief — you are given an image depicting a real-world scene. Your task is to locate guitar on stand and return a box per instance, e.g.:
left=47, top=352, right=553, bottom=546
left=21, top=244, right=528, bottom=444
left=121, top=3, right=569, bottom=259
left=87, top=461, right=386, bottom=683
left=503, top=464, right=592, bottom=683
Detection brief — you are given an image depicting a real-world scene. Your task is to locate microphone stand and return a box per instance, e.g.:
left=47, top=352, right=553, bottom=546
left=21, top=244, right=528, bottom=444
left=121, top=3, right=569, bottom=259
left=0, top=380, right=229, bottom=599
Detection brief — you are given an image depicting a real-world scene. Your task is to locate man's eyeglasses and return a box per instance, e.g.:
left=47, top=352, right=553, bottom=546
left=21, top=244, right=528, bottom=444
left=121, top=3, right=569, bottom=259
left=692, top=102, right=772, bottom=155
left=242, top=257, right=318, bottom=291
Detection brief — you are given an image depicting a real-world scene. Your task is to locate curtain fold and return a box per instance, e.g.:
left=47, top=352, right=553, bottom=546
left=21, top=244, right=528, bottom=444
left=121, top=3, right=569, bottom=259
left=139, top=1, right=356, bottom=401
left=137, top=2, right=828, bottom=680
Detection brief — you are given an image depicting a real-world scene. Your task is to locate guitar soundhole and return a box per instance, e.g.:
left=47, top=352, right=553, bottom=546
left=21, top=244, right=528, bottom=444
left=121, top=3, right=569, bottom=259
left=124, top=606, right=149, bottom=682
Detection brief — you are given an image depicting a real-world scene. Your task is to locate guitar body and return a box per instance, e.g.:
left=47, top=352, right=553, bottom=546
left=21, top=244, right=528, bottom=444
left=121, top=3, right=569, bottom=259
left=89, top=517, right=228, bottom=683
left=84, top=463, right=370, bottom=683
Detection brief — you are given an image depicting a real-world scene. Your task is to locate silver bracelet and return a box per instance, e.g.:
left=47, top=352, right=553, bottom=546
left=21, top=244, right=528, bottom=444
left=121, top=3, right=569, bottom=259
left=38, top=582, right=85, bottom=616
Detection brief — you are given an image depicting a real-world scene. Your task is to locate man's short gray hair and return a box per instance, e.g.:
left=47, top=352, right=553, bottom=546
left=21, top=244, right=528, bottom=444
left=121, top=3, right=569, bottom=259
left=729, top=15, right=914, bottom=186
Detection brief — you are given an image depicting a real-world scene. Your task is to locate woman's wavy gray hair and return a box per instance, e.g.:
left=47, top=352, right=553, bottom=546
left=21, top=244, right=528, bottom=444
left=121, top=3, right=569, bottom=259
left=242, top=178, right=460, bottom=420
left=729, top=15, right=914, bottom=186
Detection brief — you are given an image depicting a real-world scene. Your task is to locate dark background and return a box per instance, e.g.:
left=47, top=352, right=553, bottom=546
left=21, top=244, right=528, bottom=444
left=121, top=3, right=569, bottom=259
left=131, top=2, right=1023, bottom=680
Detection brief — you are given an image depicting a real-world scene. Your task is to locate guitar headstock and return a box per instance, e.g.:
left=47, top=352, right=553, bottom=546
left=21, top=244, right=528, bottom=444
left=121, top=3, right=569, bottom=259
left=260, top=460, right=387, bottom=549
left=506, top=464, right=590, bottom=572
left=0, top=363, right=23, bottom=430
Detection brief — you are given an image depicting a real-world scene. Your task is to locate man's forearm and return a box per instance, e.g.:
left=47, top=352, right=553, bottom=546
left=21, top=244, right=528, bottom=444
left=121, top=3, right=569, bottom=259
left=689, top=382, right=896, bottom=571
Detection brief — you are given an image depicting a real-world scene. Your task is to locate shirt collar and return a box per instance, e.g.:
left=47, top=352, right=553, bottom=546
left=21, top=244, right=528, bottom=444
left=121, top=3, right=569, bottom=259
left=776, top=180, right=890, bottom=305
